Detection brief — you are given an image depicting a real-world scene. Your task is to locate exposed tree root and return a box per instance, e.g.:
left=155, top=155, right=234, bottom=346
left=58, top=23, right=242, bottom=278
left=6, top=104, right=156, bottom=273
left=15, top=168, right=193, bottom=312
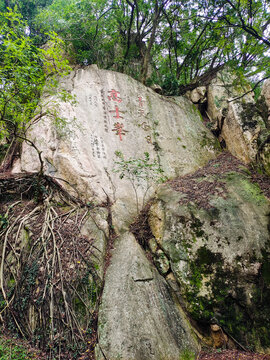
left=0, top=174, right=104, bottom=359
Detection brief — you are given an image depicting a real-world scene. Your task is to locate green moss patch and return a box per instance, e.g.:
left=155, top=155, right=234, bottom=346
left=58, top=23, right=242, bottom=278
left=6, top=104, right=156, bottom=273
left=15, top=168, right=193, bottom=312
left=183, top=245, right=270, bottom=350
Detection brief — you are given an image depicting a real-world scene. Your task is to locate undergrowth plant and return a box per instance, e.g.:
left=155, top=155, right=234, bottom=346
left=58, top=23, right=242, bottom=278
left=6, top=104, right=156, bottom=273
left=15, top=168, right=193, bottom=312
left=179, top=349, right=196, bottom=360
left=113, top=151, right=166, bottom=213
left=0, top=338, right=35, bottom=360
left=0, top=344, right=29, bottom=359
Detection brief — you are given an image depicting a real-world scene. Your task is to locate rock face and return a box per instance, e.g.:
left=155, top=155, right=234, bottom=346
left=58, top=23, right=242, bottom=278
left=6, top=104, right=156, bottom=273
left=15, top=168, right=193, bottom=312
left=261, top=78, right=270, bottom=125
left=207, top=69, right=254, bottom=132
left=221, top=101, right=264, bottom=163
left=181, top=69, right=270, bottom=174
left=97, top=232, right=199, bottom=360
left=11, top=65, right=218, bottom=358
left=6, top=66, right=270, bottom=357
left=203, top=70, right=270, bottom=174
left=260, top=80, right=270, bottom=174
left=186, top=86, right=207, bottom=104
left=17, top=65, right=218, bottom=212
left=147, top=153, right=270, bottom=351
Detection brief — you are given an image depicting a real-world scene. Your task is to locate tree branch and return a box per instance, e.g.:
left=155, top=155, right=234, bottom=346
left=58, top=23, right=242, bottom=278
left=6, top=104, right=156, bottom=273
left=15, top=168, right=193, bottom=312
left=228, top=76, right=270, bottom=103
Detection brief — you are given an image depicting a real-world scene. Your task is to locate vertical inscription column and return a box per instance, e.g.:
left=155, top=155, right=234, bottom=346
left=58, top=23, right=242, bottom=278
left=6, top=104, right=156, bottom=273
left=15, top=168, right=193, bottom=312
left=107, top=89, right=128, bottom=141
left=90, top=134, right=107, bottom=160
left=100, top=89, right=109, bottom=133
left=137, top=96, right=152, bottom=144
left=86, top=89, right=108, bottom=160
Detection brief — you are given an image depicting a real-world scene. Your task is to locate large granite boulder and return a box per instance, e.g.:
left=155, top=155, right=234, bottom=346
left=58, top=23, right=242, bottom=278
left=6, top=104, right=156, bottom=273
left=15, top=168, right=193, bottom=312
left=207, top=69, right=254, bottom=131
left=206, top=70, right=270, bottom=173
left=7, top=65, right=270, bottom=358
left=147, top=153, right=270, bottom=352
left=15, top=65, right=218, bottom=216
left=96, top=232, right=199, bottom=360
left=221, top=101, right=264, bottom=163
left=9, top=65, right=220, bottom=358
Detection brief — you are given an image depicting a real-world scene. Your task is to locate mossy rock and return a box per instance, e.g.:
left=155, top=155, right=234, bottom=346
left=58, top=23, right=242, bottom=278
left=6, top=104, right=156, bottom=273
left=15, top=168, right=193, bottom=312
left=148, top=157, right=270, bottom=351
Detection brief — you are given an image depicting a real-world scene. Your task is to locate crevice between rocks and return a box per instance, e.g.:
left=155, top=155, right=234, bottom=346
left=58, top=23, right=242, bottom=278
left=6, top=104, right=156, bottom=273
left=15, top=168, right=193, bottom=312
left=93, top=194, right=117, bottom=360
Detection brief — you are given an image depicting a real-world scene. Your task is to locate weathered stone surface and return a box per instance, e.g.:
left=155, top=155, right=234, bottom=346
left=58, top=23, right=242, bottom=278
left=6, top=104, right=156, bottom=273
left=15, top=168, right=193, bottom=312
left=8, top=64, right=270, bottom=357
left=96, top=232, right=199, bottom=360
left=207, top=69, right=254, bottom=127
left=259, top=142, right=270, bottom=175
left=262, top=79, right=270, bottom=114
left=222, top=101, right=270, bottom=172
left=148, top=155, right=270, bottom=351
left=207, top=70, right=270, bottom=171
left=221, top=101, right=262, bottom=163
left=188, top=86, right=207, bottom=104
left=80, top=207, right=109, bottom=280
left=154, top=249, right=170, bottom=274
left=16, top=65, right=218, bottom=217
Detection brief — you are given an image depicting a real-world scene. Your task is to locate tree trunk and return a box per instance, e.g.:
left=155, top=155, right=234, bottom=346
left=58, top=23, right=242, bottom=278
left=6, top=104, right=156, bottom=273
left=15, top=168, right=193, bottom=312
left=140, top=3, right=160, bottom=84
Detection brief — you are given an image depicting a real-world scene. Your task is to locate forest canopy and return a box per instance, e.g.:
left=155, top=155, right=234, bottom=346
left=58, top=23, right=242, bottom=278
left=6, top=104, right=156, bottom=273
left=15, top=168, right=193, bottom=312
left=1, top=0, right=270, bottom=96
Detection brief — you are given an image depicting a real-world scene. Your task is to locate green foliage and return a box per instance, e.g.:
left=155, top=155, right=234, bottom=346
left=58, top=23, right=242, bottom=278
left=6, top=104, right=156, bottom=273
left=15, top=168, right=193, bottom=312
left=161, top=73, right=180, bottom=96
left=179, top=349, right=196, bottom=360
left=0, top=338, right=34, bottom=359
left=0, top=8, right=71, bottom=144
left=35, top=1, right=269, bottom=93
left=0, top=213, right=8, bottom=230
left=0, top=9, right=43, bottom=140
left=113, top=151, right=166, bottom=212
left=2, top=0, right=270, bottom=94
left=35, top=0, right=116, bottom=66
left=0, top=143, right=9, bottom=163
left=113, top=150, right=165, bottom=184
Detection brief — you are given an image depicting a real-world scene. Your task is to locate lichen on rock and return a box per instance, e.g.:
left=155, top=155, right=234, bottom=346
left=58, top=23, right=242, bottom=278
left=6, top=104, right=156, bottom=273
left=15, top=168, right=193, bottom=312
left=147, top=153, right=270, bottom=351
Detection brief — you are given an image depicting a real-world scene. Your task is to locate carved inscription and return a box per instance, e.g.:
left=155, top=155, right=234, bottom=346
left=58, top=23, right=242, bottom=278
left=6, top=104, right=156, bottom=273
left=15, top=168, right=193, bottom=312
left=100, top=89, right=109, bottom=133
left=138, top=96, right=145, bottom=116
left=90, top=134, right=107, bottom=159
left=100, top=138, right=106, bottom=159
left=69, top=131, right=79, bottom=153
left=100, top=89, right=152, bottom=143
left=139, top=122, right=151, bottom=131
left=108, top=89, right=127, bottom=141
left=108, top=89, right=122, bottom=103
left=88, top=94, right=98, bottom=107
left=110, top=105, right=124, bottom=120
left=112, top=122, right=128, bottom=141
left=137, top=97, right=153, bottom=144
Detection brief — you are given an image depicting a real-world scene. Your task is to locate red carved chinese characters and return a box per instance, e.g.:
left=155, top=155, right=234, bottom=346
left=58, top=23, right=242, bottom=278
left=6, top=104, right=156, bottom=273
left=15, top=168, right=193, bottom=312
left=107, top=89, right=127, bottom=140
left=138, top=96, right=144, bottom=107
left=108, top=89, right=122, bottom=103
left=110, top=105, right=124, bottom=119
left=112, top=122, right=127, bottom=141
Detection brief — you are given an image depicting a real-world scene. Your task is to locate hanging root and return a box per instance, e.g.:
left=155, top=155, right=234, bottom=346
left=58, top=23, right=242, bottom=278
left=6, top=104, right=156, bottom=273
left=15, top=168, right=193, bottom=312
left=0, top=174, right=102, bottom=359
